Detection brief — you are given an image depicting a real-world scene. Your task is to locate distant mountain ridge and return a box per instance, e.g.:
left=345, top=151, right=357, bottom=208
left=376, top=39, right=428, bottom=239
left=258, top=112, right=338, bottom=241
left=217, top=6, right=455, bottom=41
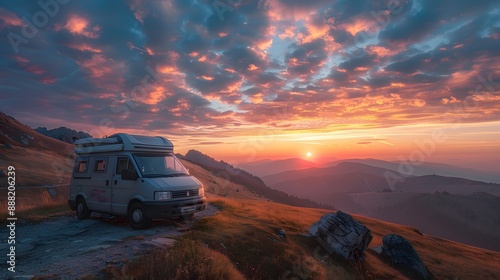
left=238, top=157, right=318, bottom=177
left=181, top=149, right=332, bottom=210
left=328, top=158, right=500, bottom=184
left=244, top=157, right=500, bottom=184
left=35, top=127, right=92, bottom=144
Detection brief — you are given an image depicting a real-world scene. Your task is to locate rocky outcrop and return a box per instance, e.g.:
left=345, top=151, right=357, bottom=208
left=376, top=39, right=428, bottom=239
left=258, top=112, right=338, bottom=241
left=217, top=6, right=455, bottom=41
left=35, top=127, right=91, bottom=144
left=309, top=211, right=372, bottom=260
left=382, top=234, right=429, bottom=279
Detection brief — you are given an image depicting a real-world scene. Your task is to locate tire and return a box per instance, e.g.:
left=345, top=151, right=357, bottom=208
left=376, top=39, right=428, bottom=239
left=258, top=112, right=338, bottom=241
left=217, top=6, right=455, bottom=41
left=76, top=197, right=91, bottom=220
left=128, top=202, right=152, bottom=229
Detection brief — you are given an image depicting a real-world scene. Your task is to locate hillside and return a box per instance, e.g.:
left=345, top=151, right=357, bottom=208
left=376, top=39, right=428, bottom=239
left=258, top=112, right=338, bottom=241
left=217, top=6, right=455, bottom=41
left=246, top=157, right=500, bottom=184
left=0, top=112, right=74, bottom=186
left=120, top=197, right=500, bottom=279
left=326, top=158, right=500, bottom=184
left=260, top=162, right=500, bottom=251
left=182, top=149, right=331, bottom=210
left=263, top=162, right=397, bottom=186
left=263, top=162, right=500, bottom=196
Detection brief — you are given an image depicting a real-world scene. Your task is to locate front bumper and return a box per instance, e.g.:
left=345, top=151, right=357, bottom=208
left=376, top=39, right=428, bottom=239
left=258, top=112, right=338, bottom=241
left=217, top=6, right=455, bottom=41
left=142, top=196, right=207, bottom=218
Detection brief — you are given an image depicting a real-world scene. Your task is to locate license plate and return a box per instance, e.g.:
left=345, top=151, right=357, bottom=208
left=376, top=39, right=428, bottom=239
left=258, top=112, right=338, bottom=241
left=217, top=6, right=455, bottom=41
left=181, top=206, right=196, bottom=213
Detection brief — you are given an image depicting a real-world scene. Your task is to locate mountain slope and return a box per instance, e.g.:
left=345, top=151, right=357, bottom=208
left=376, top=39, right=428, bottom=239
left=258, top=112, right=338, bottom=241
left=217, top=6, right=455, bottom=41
left=263, top=162, right=403, bottom=187
left=327, top=158, right=500, bottom=184
left=181, top=149, right=332, bottom=209
left=260, top=161, right=500, bottom=251
left=128, top=197, right=500, bottom=279
left=309, top=191, right=500, bottom=251
left=264, top=162, right=500, bottom=196
left=0, top=111, right=74, bottom=186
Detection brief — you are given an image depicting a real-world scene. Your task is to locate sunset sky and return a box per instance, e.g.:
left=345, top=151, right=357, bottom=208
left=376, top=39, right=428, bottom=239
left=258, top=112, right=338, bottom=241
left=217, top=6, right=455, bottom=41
left=0, top=0, right=499, bottom=171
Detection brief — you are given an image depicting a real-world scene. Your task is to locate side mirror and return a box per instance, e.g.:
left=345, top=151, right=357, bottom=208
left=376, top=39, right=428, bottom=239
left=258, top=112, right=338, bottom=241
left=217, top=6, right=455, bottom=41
left=122, top=169, right=138, bottom=181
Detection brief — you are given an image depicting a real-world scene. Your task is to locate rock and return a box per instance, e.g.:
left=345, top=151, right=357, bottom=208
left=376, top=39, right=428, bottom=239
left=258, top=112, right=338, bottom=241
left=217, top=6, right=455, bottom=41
left=132, top=246, right=141, bottom=255
left=35, top=126, right=92, bottom=144
left=382, top=234, right=429, bottom=280
left=309, top=211, right=372, bottom=260
left=142, top=237, right=175, bottom=248
left=47, top=188, right=58, bottom=197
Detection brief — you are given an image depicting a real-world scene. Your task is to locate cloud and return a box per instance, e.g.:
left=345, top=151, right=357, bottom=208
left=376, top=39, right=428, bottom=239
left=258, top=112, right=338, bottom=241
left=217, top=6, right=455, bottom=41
left=56, top=14, right=100, bottom=39
left=285, top=39, right=327, bottom=76
left=0, top=8, right=24, bottom=27
left=0, top=0, right=498, bottom=139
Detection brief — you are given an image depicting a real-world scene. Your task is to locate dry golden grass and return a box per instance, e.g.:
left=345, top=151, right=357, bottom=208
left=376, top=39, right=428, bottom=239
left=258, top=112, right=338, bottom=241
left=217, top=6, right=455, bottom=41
left=357, top=215, right=500, bottom=279
left=0, top=146, right=73, bottom=186
left=120, top=197, right=500, bottom=280
left=0, top=187, right=72, bottom=220
left=192, top=198, right=370, bottom=279
left=105, top=238, right=245, bottom=280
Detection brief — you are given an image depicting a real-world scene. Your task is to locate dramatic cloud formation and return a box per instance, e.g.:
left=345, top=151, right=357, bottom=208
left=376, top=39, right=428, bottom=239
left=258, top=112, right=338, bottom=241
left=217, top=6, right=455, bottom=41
left=0, top=0, right=499, bottom=165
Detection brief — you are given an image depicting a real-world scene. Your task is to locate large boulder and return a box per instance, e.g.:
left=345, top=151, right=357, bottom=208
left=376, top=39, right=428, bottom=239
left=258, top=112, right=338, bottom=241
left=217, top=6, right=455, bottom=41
left=382, top=234, right=429, bottom=279
left=309, top=211, right=372, bottom=260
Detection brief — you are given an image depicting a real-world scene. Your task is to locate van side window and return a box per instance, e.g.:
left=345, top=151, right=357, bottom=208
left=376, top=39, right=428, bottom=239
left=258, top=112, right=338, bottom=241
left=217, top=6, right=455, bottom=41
left=116, top=157, right=134, bottom=175
left=94, top=159, right=107, bottom=172
left=76, top=161, right=88, bottom=173
left=165, top=156, right=175, bottom=169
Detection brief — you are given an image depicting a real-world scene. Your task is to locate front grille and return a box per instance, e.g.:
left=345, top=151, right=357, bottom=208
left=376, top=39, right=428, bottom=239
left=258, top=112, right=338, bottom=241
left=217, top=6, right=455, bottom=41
left=172, top=189, right=199, bottom=199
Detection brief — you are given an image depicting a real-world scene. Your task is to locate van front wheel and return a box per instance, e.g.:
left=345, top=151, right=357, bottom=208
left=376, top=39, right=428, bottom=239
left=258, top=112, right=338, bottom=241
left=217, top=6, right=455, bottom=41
left=128, top=202, right=152, bottom=229
left=76, top=198, right=91, bottom=220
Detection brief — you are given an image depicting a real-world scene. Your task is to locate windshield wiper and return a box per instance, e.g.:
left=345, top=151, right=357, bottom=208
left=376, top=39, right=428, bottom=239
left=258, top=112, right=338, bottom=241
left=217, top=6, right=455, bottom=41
left=145, top=173, right=188, bottom=178
left=164, top=173, right=188, bottom=177
left=145, top=174, right=168, bottom=178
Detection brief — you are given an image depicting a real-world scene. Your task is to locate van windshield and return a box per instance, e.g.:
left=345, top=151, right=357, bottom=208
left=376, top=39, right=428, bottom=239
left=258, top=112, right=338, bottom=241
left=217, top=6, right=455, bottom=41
left=133, top=154, right=189, bottom=178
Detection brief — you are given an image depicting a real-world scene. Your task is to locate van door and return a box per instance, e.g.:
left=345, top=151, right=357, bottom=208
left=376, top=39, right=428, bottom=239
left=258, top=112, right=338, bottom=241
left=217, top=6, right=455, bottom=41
left=112, top=156, right=139, bottom=215
left=71, top=157, right=91, bottom=200
left=88, top=157, right=113, bottom=213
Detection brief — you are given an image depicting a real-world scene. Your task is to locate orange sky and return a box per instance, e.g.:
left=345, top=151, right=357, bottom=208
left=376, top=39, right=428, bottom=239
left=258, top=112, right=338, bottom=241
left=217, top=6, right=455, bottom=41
left=172, top=121, right=500, bottom=172
left=1, top=1, right=499, bottom=173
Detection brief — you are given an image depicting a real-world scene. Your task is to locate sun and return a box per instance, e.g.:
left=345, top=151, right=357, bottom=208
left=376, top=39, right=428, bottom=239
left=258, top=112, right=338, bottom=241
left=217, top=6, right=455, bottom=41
left=306, top=152, right=312, bottom=157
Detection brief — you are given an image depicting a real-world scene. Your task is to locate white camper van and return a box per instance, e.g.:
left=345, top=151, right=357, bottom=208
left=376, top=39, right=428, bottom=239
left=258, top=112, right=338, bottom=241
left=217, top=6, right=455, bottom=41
left=68, top=133, right=206, bottom=229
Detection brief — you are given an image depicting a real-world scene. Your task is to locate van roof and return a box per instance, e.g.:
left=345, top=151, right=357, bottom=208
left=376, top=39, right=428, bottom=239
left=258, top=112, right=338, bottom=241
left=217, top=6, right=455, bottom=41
left=74, top=133, right=173, bottom=154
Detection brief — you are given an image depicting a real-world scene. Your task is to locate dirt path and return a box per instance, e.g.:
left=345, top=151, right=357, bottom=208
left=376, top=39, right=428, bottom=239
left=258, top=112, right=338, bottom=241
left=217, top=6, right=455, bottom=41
left=0, top=204, right=218, bottom=279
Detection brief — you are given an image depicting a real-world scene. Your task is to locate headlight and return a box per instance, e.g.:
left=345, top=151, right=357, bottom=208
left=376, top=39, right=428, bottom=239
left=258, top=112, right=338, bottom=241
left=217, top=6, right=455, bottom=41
left=199, top=186, right=205, bottom=197
left=154, top=191, right=172, bottom=200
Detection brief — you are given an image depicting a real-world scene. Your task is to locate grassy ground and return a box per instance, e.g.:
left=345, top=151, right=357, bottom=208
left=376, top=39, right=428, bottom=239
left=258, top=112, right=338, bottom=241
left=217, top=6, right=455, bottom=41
left=0, top=188, right=72, bottom=220
left=110, top=197, right=500, bottom=280
left=112, top=198, right=368, bottom=279
left=103, top=238, right=246, bottom=280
